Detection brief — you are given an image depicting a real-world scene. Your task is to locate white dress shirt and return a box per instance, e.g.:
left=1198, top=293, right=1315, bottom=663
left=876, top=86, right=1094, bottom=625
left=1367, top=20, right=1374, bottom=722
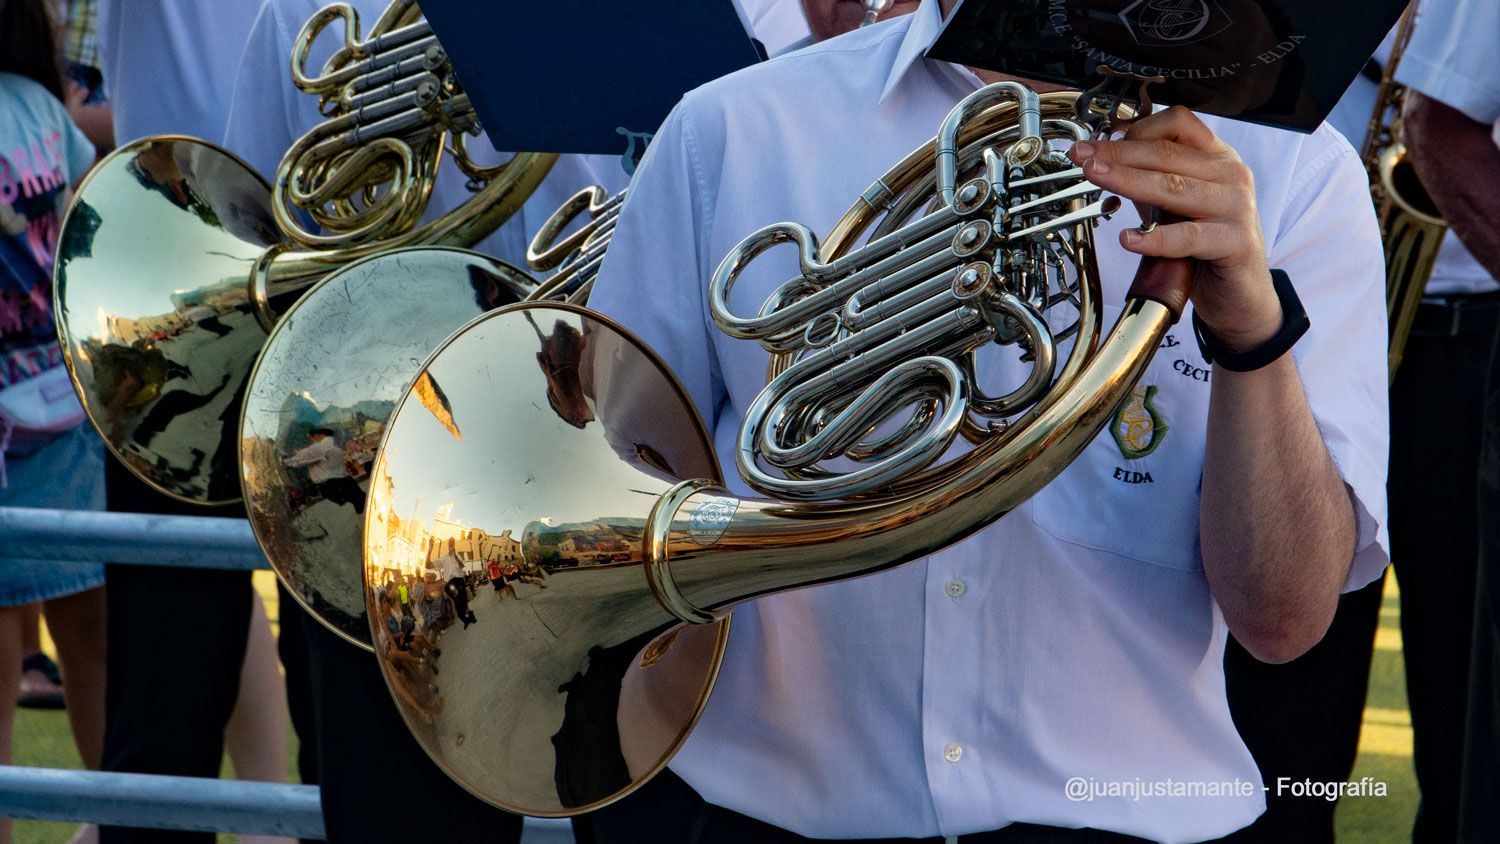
left=1398, top=0, right=1500, bottom=128
left=220, top=0, right=629, bottom=270
left=283, top=436, right=345, bottom=483
left=1326, top=32, right=1495, bottom=296
left=97, top=1, right=264, bottom=144
left=1394, top=0, right=1500, bottom=294
left=434, top=553, right=463, bottom=581
left=587, top=3, right=1390, bottom=840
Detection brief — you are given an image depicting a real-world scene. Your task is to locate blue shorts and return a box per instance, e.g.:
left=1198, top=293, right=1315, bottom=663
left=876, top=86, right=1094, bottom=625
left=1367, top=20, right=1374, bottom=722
left=0, top=426, right=107, bottom=607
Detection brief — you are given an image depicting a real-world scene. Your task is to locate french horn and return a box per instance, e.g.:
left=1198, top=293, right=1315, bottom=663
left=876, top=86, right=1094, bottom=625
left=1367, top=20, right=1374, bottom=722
left=53, top=0, right=555, bottom=504
left=241, top=187, right=623, bottom=647
left=362, top=78, right=1195, bottom=814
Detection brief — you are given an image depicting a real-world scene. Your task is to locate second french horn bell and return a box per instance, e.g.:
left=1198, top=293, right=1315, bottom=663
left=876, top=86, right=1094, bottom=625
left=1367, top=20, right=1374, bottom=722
left=241, top=187, right=624, bottom=648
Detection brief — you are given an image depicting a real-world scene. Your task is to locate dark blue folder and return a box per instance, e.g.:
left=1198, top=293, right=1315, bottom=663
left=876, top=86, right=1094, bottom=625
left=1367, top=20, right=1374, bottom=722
left=929, top=0, right=1409, bottom=132
left=419, top=0, right=766, bottom=156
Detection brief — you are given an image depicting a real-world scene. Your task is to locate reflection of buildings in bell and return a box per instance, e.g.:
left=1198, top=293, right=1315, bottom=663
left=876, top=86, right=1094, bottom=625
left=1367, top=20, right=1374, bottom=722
left=104, top=311, right=189, bottom=344
left=365, top=494, right=527, bottom=586
left=520, top=519, right=635, bottom=568
left=169, top=284, right=251, bottom=325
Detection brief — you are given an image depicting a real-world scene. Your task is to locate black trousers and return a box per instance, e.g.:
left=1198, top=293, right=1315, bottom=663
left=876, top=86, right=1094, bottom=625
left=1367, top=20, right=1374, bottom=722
left=1389, top=302, right=1496, bottom=841
left=446, top=576, right=474, bottom=623
left=316, top=476, right=366, bottom=514
left=1462, top=313, right=1500, bottom=840
left=1219, top=577, right=1384, bottom=843
left=99, top=461, right=254, bottom=844
left=297, top=612, right=523, bottom=842
left=1221, top=296, right=1500, bottom=843
left=277, top=583, right=320, bottom=791
left=576, top=767, right=1149, bottom=844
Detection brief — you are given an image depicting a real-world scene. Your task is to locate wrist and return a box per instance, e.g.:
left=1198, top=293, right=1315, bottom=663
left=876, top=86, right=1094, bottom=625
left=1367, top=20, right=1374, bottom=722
left=1201, top=297, right=1282, bottom=354
left=1193, top=269, right=1309, bottom=372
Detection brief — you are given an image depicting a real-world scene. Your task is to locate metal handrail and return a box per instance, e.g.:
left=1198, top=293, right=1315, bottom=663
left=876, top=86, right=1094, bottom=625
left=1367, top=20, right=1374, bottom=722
left=0, top=507, right=265, bottom=568
left=0, top=508, right=577, bottom=841
left=0, top=766, right=323, bottom=838
left=0, top=766, right=576, bottom=841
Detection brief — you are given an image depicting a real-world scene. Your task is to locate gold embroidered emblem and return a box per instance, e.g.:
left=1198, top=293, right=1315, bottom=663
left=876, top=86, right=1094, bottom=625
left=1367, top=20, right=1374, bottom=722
left=1111, top=384, right=1168, bottom=459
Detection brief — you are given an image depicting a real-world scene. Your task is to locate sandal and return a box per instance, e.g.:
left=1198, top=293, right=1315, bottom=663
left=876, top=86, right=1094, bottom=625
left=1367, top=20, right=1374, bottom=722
left=19, top=652, right=65, bottom=709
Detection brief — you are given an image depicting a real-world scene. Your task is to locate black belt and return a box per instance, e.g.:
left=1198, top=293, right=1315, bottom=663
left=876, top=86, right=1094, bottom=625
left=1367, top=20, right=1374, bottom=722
left=1410, top=292, right=1500, bottom=338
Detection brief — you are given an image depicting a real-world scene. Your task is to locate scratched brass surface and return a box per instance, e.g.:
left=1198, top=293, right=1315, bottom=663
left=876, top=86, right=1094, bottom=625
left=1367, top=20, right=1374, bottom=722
left=364, top=304, right=728, bottom=815
left=241, top=247, right=535, bottom=648
left=54, top=137, right=287, bottom=503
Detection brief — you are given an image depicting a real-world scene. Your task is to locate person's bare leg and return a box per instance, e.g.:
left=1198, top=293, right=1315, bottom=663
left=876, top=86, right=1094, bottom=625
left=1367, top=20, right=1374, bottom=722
left=225, top=589, right=295, bottom=844
left=42, top=587, right=106, bottom=770
left=19, top=603, right=40, bottom=657
left=1, top=605, right=26, bottom=844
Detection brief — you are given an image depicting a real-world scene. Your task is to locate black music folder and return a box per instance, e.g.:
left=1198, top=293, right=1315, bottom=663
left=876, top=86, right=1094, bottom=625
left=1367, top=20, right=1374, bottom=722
left=419, top=0, right=766, bottom=158
left=929, top=0, right=1409, bottom=132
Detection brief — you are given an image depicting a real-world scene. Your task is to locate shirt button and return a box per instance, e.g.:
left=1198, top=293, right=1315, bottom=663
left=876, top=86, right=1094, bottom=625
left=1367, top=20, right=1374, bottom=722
left=944, top=743, right=963, bottom=763
left=944, top=578, right=966, bottom=599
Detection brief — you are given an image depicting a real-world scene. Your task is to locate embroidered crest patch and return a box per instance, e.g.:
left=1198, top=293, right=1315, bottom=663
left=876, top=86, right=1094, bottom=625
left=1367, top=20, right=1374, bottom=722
left=1111, top=384, right=1168, bottom=459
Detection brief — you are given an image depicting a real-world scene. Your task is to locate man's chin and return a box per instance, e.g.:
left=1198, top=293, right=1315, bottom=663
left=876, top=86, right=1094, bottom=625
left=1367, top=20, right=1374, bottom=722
left=825, top=0, right=924, bottom=40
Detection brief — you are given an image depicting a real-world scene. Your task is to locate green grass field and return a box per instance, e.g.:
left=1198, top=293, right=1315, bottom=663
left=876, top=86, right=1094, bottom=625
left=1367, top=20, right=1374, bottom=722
left=10, top=574, right=1419, bottom=843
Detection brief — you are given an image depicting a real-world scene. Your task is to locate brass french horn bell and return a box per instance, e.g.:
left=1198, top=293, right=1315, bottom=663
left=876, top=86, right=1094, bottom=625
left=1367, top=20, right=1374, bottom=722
left=363, top=82, right=1195, bottom=815
left=241, top=189, right=624, bottom=649
left=53, top=0, right=556, bottom=504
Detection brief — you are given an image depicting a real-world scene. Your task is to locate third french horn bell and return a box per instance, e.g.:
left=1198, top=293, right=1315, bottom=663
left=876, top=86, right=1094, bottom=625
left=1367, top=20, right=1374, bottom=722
left=362, top=78, right=1196, bottom=815
left=52, top=0, right=555, bottom=504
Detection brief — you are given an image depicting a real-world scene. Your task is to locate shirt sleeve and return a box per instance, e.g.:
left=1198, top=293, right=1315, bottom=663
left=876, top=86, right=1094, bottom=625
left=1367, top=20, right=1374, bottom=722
left=61, top=110, right=96, bottom=183
left=586, top=98, right=727, bottom=435
left=284, top=440, right=327, bottom=466
left=1395, top=0, right=1500, bottom=124
left=1270, top=129, right=1390, bottom=593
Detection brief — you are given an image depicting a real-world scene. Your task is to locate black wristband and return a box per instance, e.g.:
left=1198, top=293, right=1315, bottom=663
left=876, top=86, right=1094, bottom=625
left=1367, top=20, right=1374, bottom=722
left=1192, top=269, right=1309, bottom=373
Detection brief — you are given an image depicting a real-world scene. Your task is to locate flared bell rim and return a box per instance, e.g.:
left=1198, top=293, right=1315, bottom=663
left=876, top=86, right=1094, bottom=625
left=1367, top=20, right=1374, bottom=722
left=362, top=300, right=731, bottom=816
left=239, top=245, right=539, bottom=652
left=54, top=135, right=280, bottom=507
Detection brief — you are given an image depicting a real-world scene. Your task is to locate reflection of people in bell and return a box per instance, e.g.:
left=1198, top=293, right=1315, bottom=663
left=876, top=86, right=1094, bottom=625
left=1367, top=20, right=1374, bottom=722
left=486, top=558, right=523, bottom=600
left=526, top=311, right=595, bottom=429
left=126, top=142, right=190, bottom=205
left=282, top=426, right=366, bottom=514
left=434, top=540, right=477, bottom=628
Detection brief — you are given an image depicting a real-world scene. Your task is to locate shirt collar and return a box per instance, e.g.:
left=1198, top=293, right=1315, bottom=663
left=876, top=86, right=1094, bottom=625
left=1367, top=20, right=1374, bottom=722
left=877, top=0, right=950, bottom=105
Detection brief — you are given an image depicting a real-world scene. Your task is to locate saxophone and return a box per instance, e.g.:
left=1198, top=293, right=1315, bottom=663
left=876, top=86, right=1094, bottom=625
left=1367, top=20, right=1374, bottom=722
left=1361, top=2, right=1447, bottom=381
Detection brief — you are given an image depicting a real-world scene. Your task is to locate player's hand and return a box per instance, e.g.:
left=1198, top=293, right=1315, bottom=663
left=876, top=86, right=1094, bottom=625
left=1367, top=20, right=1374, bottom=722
left=1067, top=106, right=1281, bottom=353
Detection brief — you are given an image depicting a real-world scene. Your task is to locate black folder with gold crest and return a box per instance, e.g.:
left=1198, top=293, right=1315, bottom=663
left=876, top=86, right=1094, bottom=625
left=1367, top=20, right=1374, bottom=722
left=929, top=0, right=1409, bottom=132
